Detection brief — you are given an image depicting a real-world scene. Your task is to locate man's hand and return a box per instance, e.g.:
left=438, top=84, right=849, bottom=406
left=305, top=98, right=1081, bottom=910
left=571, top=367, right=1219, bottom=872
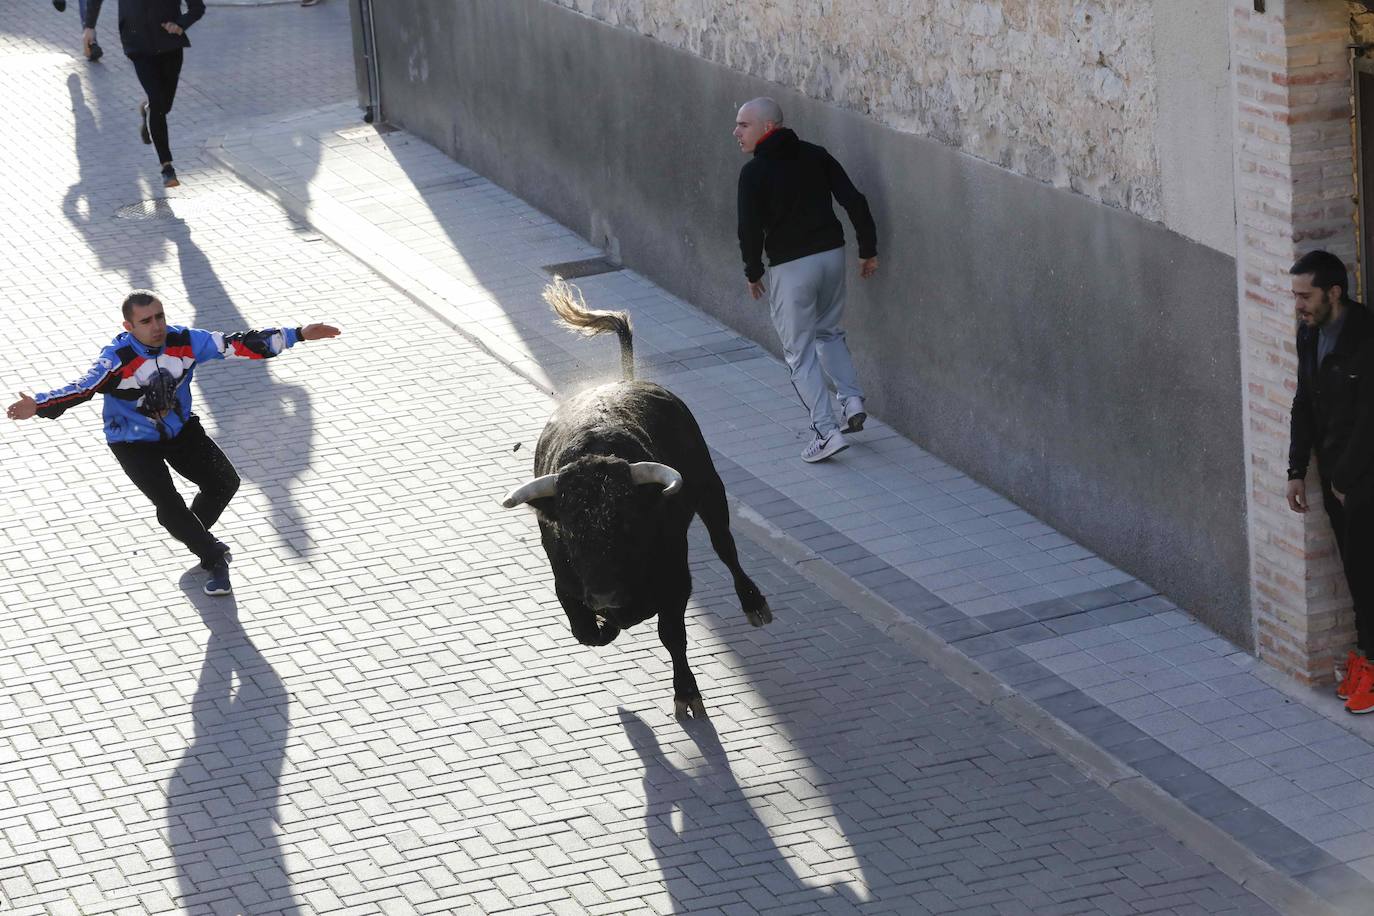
left=7, top=393, right=37, bottom=421
left=82, top=28, right=95, bottom=55
left=161, top=21, right=184, bottom=35
left=301, top=323, right=341, bottom=341
left=859, top=256, right=879, bottom=280
left=1334, top=486, right=1347, bottom=506
left=746, top=280, right=766, bottom=301
left=1286, top=478, right=1308, bottom=513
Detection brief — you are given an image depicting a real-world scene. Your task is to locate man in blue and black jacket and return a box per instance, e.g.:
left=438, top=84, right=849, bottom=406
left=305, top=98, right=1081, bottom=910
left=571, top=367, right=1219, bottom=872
left=6, top=290, right=340, bottom=596
left=734, top=97, right=879, bottom=464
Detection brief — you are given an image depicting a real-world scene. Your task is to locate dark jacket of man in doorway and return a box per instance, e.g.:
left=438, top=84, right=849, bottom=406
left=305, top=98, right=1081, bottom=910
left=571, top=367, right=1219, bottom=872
left=1287, top=249, right=1374, bottom=712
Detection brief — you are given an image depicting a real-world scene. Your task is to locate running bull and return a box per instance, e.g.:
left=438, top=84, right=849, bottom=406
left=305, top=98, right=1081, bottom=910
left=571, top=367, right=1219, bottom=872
left=502, top=280, right=773, bottom=719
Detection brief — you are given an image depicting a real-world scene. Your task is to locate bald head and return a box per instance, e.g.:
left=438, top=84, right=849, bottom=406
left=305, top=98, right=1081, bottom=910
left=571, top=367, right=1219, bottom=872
left=733, top=97, right=784, bottom=154
left=743, top=97, right=783, bottom=125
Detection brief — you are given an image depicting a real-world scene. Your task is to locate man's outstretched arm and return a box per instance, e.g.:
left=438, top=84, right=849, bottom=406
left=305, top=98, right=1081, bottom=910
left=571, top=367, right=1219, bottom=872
left=190, top=323, right=340, bottom=363
left=8, top=349, right=124, bottom=421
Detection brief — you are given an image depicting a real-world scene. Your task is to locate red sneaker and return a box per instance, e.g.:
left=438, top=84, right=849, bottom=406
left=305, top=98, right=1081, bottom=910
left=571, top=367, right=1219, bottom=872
left=1345, top=663, right=1374, bottom=714
left=1338, top=651, right=1367, bottom=700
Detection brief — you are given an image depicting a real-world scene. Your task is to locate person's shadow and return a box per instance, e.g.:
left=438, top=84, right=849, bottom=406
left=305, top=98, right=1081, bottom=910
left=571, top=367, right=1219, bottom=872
left=619, top=709, right=865, bottom=913
left=62, top=71, right=168, bottom=292
left=166, top=216, right=318, bottom=557
left=167, top=570, right=300, bottom=915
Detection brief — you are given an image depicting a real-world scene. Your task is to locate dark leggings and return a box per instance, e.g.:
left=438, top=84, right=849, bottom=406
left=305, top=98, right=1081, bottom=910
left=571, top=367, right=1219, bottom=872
left=1322, top=478, right=1374, bottom=654
left=110, top=416, right=239, bottom=567
left=130, top=49, right=184, bottom=166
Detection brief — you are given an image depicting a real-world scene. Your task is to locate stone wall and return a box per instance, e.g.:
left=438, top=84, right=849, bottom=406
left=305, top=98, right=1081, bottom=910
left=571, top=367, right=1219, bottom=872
left=553, top=0, right=1165, bottom=219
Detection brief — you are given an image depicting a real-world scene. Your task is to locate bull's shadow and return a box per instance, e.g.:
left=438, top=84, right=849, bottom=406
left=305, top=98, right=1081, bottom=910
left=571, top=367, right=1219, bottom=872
left=167, top=570, right=300, bottom=914
left=167, top=216, right=318, bottom=557
left=619, top=709, right=864, bottom=914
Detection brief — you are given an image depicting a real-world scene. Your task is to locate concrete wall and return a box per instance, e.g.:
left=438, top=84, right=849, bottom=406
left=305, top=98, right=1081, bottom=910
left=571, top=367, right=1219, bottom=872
left=357, top=0, right=1250, bottom=646
left=549, top=0, right=1237, bottom=255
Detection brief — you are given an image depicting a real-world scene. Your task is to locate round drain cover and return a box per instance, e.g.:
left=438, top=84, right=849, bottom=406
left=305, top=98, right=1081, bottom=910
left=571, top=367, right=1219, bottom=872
left=114, top=197, right=216, bottom=220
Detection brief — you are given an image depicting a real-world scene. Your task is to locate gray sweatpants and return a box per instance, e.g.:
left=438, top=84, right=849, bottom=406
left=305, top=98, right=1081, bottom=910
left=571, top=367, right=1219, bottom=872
left=767, top=247, right=863, bottom=437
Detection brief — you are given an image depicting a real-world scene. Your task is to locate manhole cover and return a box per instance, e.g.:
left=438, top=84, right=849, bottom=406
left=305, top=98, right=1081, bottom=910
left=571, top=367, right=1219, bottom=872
left=114, top=198, right=211, bottom=221
left=541, top=257, right=622, bottom=279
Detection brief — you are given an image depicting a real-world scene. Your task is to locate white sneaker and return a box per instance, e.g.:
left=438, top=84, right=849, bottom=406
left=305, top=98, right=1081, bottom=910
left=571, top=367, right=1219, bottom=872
left=842, top=396, right=866, bottom=433
left=801, top=429, right=848, bottom=463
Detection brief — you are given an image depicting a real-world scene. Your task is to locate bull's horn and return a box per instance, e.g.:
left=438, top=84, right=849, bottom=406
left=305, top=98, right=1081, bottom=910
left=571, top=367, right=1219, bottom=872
left=501, top=473, right=559, bottom=508
left=630, top=462, right=683, bottom=496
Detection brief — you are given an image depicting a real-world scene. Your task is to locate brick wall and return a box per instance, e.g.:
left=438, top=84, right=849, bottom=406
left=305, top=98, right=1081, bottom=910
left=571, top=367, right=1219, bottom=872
left=1234, top=0, right=1358, bottom=682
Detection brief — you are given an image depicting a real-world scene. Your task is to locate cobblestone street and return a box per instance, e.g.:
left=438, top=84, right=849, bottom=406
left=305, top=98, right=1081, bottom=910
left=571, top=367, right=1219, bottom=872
left=0, top=2, right=1331, bottom=913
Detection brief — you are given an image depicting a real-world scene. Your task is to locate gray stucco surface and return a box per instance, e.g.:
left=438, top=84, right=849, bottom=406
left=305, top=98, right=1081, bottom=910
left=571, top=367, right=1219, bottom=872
left=357, top=0, right=1249, bottom=647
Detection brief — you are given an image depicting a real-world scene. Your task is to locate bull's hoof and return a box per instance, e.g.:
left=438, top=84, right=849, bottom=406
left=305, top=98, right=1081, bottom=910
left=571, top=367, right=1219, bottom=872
left=744, top=598, right=773, bottom=628
left=674, top=698, right=708, bottom=720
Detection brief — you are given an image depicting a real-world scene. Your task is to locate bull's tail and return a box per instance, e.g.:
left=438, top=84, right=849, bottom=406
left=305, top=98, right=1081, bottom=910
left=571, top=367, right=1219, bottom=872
left=544, top=277, right=635, bottom=380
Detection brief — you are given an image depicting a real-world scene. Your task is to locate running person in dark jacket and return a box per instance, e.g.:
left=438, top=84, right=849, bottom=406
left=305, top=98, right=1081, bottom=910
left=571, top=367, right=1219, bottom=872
left=734, top=97, right=879, bottom=463
left=6, top=291, right=340, bottom=596
left=85, top=0, right=206, bottom=187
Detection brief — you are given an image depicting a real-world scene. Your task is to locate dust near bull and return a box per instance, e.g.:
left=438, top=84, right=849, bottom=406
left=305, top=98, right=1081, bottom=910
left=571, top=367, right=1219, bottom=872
left=502, top=280, right=773, bottom=719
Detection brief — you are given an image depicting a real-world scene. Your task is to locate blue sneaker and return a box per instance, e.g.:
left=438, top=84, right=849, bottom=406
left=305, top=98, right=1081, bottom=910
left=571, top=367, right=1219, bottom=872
left=204, top=561, right=232, bottom=597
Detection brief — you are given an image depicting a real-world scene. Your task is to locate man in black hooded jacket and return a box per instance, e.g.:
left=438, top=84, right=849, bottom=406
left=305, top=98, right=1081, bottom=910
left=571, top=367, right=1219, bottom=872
left=86, top=0, right=205, bottom=187
left=734, top=97, right=879, bottom=463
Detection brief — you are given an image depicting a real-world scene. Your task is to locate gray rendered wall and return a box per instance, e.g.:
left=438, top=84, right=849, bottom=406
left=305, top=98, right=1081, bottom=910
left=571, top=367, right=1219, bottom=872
left=355, top=0, right=1250, bottom=647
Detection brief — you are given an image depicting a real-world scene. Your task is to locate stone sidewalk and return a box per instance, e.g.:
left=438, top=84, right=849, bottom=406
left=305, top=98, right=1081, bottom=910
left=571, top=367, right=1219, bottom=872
left=207, top=100, right=1374, bottom=914
left=0, top=2, right=1357, bottom=914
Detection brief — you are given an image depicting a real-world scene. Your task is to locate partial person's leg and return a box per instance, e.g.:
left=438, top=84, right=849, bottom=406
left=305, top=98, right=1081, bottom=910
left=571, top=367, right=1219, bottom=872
left=813, top=247, right=863, bottom=404
left=109, top=440, right=225, bottom=565
left=130, top=50, right=183, bottom=166
left=164, top=417, right=240, bottom=533
left=130, top=55, right=171, bottom=164
left=1343, top=495, right=1374, bottom=656
left=769, top=253, right=839, bottom=437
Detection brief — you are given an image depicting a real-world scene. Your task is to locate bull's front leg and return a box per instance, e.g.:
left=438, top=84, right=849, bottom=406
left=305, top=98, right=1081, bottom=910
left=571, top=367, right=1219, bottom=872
left=556, top=581, right=621, bottom=646
left=659, top=605, right=705, bottom=720
left=655, top=543, right=705, bottom=719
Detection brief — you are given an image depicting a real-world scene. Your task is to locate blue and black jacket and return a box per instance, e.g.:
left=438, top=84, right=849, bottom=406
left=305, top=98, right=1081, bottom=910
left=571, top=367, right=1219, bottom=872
left=35, top=324, right=303, bottom=443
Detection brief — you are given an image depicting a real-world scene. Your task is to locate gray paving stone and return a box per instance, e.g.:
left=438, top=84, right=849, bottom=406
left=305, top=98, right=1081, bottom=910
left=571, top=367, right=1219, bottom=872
left=0, top=5, right=1341, bottom=912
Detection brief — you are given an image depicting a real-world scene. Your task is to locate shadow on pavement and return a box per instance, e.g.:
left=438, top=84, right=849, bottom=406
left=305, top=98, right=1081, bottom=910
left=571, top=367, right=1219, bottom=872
left=619, top=709, right=866, bottom=913
left=169, top=568, right=300, bottom=915
left=63, top=72, right=168, bottom=291
left=167, top=216, right=318, bottom=557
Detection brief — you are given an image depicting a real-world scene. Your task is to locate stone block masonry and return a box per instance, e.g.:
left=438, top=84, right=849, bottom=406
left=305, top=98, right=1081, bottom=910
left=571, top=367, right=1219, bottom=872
left=553, top=0, right=1166, bottom=220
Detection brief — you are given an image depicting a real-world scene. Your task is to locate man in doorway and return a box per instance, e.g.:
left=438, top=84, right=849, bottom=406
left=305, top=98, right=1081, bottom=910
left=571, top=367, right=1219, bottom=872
left=734, top=96, right=879, bottom=463
left=6, top=291, right=340, bottom=596
left=1286, top=250, right=1374, bottom=713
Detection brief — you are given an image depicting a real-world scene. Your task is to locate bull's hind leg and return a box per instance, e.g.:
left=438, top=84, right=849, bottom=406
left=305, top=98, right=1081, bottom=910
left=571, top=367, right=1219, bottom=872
left=695, top=469, right=773, bottom=627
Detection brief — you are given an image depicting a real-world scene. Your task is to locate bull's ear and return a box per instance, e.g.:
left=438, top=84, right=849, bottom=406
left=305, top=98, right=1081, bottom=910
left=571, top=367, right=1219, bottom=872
left=527, top=497, right=558, bottom=522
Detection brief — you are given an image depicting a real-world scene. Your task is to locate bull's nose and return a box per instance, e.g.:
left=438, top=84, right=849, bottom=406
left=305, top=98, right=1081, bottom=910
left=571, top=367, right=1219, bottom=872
left=587, top=590, right=620, bottom=610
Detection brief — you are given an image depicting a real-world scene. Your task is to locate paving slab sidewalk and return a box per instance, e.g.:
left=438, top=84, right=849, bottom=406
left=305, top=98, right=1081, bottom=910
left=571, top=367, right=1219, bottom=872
left=208, top=101, right=1374, bottom=913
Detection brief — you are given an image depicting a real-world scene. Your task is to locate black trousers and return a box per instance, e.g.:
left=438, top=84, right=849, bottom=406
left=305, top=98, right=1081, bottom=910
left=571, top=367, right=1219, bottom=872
left=109, top=416, right=239, bottom=567
left=1321, top=477, right=1374, bottom=654
left=130, top=49, right=184, bottom=166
